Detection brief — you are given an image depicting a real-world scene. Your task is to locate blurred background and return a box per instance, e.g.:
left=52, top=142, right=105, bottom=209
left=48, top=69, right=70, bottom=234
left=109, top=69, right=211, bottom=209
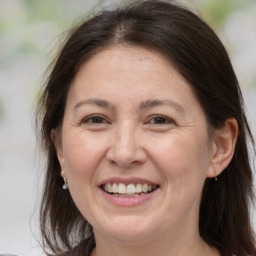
left=0, top=0, right=255, bottom=255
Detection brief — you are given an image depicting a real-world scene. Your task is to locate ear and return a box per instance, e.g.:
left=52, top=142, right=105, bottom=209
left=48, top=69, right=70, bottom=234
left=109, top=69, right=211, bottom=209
left=51, top=129, right=65, bottom=175
left=207, top=118, right=238, bottom=178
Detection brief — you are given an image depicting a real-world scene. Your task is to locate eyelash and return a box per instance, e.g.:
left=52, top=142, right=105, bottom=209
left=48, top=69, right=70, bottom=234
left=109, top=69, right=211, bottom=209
left=80, top=114, right=175, bottom=126
left=81, top=115, right=109, bottom=124
left=147, top=115, right=174, bottom=125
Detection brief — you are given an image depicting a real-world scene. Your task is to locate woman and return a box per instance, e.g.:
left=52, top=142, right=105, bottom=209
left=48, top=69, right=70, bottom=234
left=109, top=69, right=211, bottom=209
left=36, top=1, right=256, bottom=256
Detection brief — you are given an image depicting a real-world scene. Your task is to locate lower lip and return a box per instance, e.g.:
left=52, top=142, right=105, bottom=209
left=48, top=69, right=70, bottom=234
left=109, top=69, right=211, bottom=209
left=100, top=188, right=159, bottom=207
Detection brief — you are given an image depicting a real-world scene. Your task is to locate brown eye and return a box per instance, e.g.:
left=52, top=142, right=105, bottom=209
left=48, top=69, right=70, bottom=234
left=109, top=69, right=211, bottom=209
left=149, top=116, right=172, bottom=124
left=83, top=115, right=107, bottom=124
left=90, top=116, right=105, bottom=123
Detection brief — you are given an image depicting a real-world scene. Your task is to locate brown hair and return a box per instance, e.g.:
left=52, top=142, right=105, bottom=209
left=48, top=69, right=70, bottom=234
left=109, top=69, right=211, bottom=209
left=36, top=1, right=256, bottom=255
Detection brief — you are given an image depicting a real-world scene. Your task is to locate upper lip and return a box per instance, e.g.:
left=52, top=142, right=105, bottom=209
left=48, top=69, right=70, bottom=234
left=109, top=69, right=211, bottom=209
left=99, top=177, right=159, bottom=186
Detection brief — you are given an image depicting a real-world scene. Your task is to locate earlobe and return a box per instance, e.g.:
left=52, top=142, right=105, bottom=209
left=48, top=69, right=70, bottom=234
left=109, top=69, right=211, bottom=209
left=51, top=129, right=65, bottom=168
left=207, top=118, right=238, bottom=178
left=51, top=129, right=55, bottom=143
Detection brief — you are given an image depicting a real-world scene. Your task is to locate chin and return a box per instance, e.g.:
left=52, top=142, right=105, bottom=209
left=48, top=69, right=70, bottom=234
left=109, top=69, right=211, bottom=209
left=95, top=215, right=159, bottom=244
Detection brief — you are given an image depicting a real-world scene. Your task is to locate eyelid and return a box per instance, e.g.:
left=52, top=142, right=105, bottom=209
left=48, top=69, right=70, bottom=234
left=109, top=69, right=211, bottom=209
left=79, top=114, right=175, bottom=126
left=81, top=114, right=110, bottom=124
left=146, top=114, right=175, bottom=125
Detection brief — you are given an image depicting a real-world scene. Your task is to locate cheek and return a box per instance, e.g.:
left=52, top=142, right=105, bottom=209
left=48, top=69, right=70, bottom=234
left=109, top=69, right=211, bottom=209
left=62, top=131, right=107, bottom=181
left=149, top=134, right=211, bottom=223
left=61, top=132, right=109, bottom=217
left=149, top=132, right=211, bottom=189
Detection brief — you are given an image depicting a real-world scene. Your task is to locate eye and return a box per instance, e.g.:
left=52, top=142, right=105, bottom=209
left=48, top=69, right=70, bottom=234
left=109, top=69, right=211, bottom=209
left=82, top=115, right=108, bottom=124
left=148, top=115, right=173, bottom=125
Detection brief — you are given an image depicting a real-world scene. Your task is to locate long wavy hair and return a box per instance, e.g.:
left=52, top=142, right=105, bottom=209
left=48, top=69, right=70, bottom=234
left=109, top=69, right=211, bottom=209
left=36, top=1, right=256, bottom=255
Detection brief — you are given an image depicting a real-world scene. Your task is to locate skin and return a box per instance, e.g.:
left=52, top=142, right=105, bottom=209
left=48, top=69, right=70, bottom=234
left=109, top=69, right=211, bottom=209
left=56, top=45, right=238, bottom=256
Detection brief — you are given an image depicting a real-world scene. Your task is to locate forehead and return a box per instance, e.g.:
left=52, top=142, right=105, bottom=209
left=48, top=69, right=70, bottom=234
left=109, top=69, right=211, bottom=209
left=76, top=46, right=177, bottom=82
left=69, top=45, right=193, bottom=99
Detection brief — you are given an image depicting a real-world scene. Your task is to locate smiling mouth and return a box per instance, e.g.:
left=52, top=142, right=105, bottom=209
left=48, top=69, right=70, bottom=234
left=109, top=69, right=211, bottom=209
left=101, top=183, right=159, bottom=197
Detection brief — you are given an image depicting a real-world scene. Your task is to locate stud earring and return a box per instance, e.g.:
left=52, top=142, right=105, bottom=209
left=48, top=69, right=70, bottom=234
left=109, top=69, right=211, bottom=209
left=214, top=171, right=218, bottom=181
left=62, top=177, right=68, bottom=190
left=212, top=169, right=218, bottom=181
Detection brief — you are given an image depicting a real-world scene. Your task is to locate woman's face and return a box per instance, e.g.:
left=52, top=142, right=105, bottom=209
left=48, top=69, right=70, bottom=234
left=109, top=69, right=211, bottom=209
left=57, top=46, right=215, bottom=244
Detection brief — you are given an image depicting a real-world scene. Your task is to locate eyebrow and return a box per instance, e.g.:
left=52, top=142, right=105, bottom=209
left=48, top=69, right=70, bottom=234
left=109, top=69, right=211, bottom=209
left=139, top=99, right=185, bottom=113
left=73, top=98, right=113, bottom=111
left=73, top=98, right=184, bottom=113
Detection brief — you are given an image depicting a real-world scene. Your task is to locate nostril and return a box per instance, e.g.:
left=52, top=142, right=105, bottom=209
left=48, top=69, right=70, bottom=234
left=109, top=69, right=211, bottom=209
left=107, top=155, right=142, bottom=168
left=105, top=135, right=147, bottom=167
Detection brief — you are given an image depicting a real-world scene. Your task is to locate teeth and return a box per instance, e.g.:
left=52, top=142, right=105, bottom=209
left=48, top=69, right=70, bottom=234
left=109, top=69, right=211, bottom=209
left=127, top=184, right=136, bottom=194
left=103, top=183, right=158, bottom=195
left=107, top=183, right=113, bottom=193
left=112, top=193, right=140, bottom=197
left=118, top=183, right=126, bottom=194
left=135, top=184, right=143, bottom=193
left=112, top=183, right=118, bottom=193
left=142, top=184, right=148, bottom=193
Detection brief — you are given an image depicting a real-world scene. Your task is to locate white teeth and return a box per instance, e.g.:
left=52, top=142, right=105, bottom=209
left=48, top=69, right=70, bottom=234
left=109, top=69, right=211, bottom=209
left=107, top=183, right=113, bottom=193
left=112, top=183, right=118, bottom=193
left=127, top=184, right=136, bottom=194
left=142, top=184, right=148, bottom=193
left=118, top=183, right=126, bottom=194
left=103, top=183, right=158, bottom=195
left=135, top=184, right=143, bottom=193
left=114, top=193, right=140, bottom=197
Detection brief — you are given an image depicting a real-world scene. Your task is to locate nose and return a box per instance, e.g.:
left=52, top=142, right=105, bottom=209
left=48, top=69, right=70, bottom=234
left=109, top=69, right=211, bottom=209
left=106, top=122, right=147, bottom=168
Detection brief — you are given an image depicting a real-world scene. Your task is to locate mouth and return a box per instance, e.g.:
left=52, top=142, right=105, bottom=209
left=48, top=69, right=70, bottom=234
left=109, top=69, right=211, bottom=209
left=101, top=183, right=159, bottom=197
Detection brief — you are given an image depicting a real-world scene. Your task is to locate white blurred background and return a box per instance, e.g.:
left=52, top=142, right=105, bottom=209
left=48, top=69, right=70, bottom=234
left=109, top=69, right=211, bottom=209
left=0, top=0, right=255, bottom=255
